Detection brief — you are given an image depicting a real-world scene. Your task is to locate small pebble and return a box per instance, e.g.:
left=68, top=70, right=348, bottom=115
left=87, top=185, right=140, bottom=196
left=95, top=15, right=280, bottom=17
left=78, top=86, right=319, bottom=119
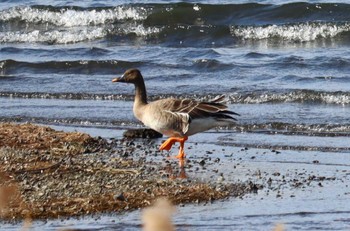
left=114, top=193, right=125, bottom=201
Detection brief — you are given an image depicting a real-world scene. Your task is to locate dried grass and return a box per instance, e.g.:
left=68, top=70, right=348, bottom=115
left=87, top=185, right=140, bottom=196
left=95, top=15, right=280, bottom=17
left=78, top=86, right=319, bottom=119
left=0, top=123, right=286, bottom=230
left=0, top=123, right=244, bottom=220
left=0, top=123, right=104, bottom=155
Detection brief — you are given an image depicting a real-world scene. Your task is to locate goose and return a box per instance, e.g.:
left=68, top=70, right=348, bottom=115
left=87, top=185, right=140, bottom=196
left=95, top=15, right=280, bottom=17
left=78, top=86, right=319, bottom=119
left=112, top=69, right=239, bottom=159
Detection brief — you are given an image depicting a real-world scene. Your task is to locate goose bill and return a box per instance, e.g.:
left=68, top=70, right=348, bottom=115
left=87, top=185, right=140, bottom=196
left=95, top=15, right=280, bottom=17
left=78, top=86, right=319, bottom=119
left=112, top=76, right=125, bottom=82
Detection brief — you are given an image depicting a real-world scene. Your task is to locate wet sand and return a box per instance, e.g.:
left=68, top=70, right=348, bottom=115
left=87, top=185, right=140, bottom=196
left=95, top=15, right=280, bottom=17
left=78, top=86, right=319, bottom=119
left=1, top=123, right=350, bottom=230
left=0, top=123, right=252, bottom=221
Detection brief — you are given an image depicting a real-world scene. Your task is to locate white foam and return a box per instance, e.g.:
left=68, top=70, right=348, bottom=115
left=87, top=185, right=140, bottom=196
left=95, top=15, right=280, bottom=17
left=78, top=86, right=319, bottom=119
left=230, top=91, right=350, bottom=105
left=0, top=24, right=161, bottom=44
left=0, top=6, right=147, bottom=27
left=0, top=27, right=106, bottom=44
left=231, top=22, right=350, bottom=42
left=121, top=24, right=162, bottom=36
left=321, top=93, right=350, bottom=105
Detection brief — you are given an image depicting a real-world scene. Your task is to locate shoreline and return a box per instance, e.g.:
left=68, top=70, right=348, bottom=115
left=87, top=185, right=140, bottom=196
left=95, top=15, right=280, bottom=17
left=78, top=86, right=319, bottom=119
left=0, top=123, right=255, bottom=220
left=0, top=123, right=349, bottom=230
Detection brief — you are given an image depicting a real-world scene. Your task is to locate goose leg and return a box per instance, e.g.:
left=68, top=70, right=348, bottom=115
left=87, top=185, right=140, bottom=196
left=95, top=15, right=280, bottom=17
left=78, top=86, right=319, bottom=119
left=159, top=137, right=178, bottom=151
left=159, top=136, right=188, bottom=159
left=175, top=136, right=188, bottom=159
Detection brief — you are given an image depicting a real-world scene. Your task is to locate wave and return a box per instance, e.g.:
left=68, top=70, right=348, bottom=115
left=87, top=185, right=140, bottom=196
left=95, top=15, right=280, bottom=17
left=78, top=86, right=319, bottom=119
left=0, top=28, right=106, bottom=44
left=235, top=122, right=350, bottom=136
left=231, top=22, right=350, bottom=42
left=1, top=3, right=350, bottom=45
left=229, top=90, right=350, bottom=105
left=2, top=3, right=350, bottom=27
left=0, top=47, right=112, bottom=59
left=0, top=58, right=232, bottom=74
left=193, top=59, right=232, bottom=71
left=0, top=92, right=138, bottom=101
left=0, top=59, right=142, bottom=74
left=0, top=5, right=147, bottom=26
left=0, top=25, right=161, bottom=44
left=142, top=2, right=350, bottom=26
left=1, top=90, right=350, bottom=105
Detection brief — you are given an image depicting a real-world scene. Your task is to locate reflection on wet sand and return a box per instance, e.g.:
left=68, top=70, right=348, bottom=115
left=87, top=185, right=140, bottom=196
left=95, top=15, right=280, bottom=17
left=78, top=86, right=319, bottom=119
left=164, top=158, right=187, bottom=179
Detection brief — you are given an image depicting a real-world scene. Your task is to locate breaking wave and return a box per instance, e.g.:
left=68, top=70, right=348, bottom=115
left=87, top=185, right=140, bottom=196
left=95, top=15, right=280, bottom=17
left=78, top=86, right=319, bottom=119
left=0, top=25, right=161, bottom=44
left=0, top=28, right=106, bottom=44
left=0, top=5, right=147, bottom=26
left=231, top=22, right=350, bottom=42
left=1, top=90, right=350, bottom=105
left=229, top=90, right=350, bottom=105
left=0, top=5, right=160, bottom=44
left=234, top=122, right=350, bottom=136
left=1, top=3, right=350, bottom=45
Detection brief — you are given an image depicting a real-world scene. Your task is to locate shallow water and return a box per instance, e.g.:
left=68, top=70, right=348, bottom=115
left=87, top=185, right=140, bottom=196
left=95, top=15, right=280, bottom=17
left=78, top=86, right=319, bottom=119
left=1, top=0, right=350, bottom=230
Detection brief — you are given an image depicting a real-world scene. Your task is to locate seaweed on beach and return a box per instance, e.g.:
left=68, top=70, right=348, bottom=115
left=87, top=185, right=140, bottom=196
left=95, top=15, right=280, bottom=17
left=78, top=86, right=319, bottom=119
left=0, top=123, right=108, bottom=155
left=0, top=123, right=251, bottom=220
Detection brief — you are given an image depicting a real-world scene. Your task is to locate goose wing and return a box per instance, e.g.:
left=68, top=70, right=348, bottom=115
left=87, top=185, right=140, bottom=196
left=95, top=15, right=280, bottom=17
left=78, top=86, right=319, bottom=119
left=168, top=96, right=239, bottom=122
left=147, top=96, right=239, bottom=136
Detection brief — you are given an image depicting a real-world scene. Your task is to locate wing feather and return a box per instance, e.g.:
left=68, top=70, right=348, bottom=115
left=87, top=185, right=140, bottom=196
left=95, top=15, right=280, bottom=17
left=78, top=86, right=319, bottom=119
left=164, top=110, right=190, bottom=134
left=163, top=96, right=239, bottom=122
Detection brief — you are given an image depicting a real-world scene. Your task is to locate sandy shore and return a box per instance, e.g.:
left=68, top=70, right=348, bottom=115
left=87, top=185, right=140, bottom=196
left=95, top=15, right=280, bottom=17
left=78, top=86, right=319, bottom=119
left=0, top=123, right=254, bottom=220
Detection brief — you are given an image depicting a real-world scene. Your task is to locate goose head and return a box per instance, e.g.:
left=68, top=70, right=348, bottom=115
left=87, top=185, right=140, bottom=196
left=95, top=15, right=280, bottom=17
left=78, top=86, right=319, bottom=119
left=112, top=68, right=143, bottom=84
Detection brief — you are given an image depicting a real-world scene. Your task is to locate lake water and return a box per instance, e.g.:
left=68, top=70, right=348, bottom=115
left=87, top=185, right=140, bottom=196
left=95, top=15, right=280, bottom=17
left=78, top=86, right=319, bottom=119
left=1, top=0, right=350, bottom=230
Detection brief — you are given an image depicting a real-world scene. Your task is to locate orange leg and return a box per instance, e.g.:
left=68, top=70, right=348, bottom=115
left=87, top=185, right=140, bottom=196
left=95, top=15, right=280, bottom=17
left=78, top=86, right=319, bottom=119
left=159, top=136, right=188, bottom=159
